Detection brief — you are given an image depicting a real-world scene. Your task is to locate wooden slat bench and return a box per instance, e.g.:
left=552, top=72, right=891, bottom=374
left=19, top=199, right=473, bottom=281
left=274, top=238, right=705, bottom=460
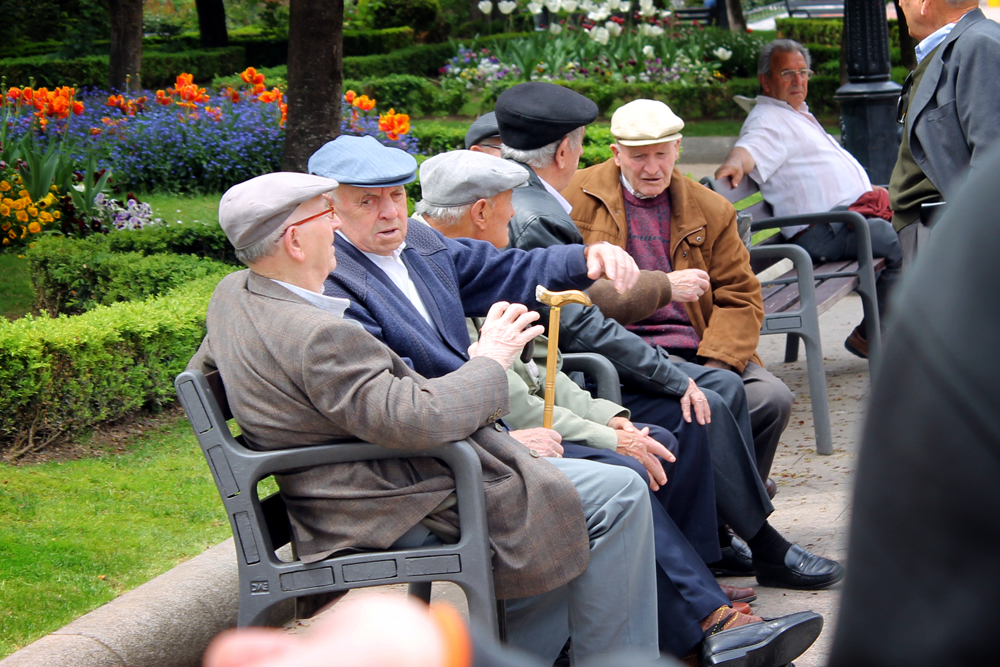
left=703, top=176, right=883, bottom=455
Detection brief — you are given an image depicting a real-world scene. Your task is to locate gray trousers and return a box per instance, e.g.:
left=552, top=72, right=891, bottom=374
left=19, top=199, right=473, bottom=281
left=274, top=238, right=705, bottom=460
left=504, top=458, right=659, bottom=665
left=898, top=220, right=932, bottom=271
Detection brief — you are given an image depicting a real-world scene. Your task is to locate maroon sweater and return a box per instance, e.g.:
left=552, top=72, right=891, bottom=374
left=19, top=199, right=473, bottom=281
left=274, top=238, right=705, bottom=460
left=622, top=186, right=701, bottom=352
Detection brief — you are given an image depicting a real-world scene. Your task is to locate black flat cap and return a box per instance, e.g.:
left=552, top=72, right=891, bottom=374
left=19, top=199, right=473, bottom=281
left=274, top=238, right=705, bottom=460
left=495, top=82, right=599, bottom=150
left=465, top=111, right=500, bottom=149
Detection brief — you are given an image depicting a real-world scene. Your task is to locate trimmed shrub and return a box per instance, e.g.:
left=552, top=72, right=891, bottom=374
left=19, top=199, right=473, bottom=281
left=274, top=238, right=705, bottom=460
left=0, top=272, right=230, bottom=457
left=411, top=121, right=468, bottom=154
left=776, top=18, right=900, bottom=50
left=343, top=74, right=442, bottom=116
left=357, top=0, right=440, bottom=32
left=343, top=33, right=527, bottom=80
left=100, top=222, right=237, bottom=264
left=26, top=235, right=232, bottom=316
left=0, top=47, right=245, bottom=89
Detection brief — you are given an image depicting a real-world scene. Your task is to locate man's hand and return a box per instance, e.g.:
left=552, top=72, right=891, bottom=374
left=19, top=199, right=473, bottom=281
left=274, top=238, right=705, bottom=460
left=680, top=378, right=711, bottom=425
left=583, top=243, right=640, bottom=294
left=468, top=302, right=544, bottom=370
left=668, top=269, right=710, bottom=302
left=714, top=147, right=756, bottom=187
left=608, top=417, right=676, bottom=491
left=509, top=427, right=564, bottom=458
left=703, top=359, right=734, bottom=372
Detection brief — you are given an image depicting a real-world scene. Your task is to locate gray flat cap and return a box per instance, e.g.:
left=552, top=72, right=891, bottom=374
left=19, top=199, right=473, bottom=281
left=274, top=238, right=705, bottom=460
left=419, top=150, right=529, bottom=208
left=464, top=111, right=500, bottom=149
left=219, top=172, right=339, bottom=250
left=308, top=135, right=417, bottom=187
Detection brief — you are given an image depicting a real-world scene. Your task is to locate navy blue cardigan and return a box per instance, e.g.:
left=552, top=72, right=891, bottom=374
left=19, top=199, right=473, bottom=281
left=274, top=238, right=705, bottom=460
left=324, top=220, right=592, bottom=379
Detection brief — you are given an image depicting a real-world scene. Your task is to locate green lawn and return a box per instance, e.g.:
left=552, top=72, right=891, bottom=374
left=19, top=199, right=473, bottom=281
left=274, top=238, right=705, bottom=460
left=0, top=412, right=230, bottom=658
left=142, top=192, right=221, bottom=227
left=0, top=254, right=33, bottom=321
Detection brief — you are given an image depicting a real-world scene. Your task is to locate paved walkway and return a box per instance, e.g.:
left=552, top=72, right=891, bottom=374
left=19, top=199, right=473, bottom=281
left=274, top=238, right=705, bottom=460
left=294, top=292, right=873, bottom=666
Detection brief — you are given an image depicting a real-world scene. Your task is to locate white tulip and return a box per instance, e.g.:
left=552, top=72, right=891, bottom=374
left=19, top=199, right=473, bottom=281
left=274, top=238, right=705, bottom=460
left=528, top=0, right=544, bottom=12
left=605, top=20, right=623, bottom=36
left=649, top=24, right=664, bottom=35
left=642, top=44, right=655, bottom=57
left=639, top=4, right=656, bottom=15
left=619, top=0, right=631, bottom=13
left=638, top=0, right=653, bottom=8
left=606, top=0, right=621, bottom=10
left=660, top=8, right=671, bottom=18
left=550, top=22, right=563, bottom=33
left=580, top=0, right=597, bottom=10
left=590, top=26, right=611, bottom=44
left=713, top=46, right=733, bottom=61
left=562, top=0, right=579, bottom=10
left=478, top=0, right=494, bottom=12
left=498, top=0, right=518, bottom=13
left=544, top=0, right=562, bottom=12
left=588, top=6, right=611, bottom=20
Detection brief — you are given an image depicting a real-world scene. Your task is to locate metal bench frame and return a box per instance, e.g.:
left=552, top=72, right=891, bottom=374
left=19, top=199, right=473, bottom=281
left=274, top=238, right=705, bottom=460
left=175, top=369, right=500, bottom=634
left=701, top=175, right=882, bottom=455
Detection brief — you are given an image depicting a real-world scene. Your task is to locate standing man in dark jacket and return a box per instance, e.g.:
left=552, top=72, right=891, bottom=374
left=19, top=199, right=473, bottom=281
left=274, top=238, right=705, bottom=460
left=497, top=82, right=843, bottom=592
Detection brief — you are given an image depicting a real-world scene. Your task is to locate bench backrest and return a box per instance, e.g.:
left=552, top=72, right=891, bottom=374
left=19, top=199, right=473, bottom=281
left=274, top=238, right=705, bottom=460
left=700, top=174, right=775, bottom=221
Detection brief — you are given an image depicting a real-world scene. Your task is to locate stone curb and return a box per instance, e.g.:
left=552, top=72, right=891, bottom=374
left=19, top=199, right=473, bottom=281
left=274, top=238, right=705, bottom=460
left=0, top=540, right=240, bottom=667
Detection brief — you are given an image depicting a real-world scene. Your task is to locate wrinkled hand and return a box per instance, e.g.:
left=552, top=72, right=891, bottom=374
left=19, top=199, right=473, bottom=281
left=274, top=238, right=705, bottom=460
left=509, top=427, right=564, bottom=458
left=608, top=417, right=675, bottom=491
left=714, top=162, right=745, bottom=187
left=703, top=358, right=734, bottom=372
left=584, top=243, right=640, bottom=294
left=668, top=269, right=710, bottom=302
left=680, top=378, right=711, bottom=425
left=468, top=302, right=544, bottom=370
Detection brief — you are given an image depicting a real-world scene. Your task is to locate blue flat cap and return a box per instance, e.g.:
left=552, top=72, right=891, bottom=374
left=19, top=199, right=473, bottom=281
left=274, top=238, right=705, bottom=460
left=308, top=135, right=417, bottom=187
left=465, top=111, right=500, bottom=149
left=495, top=82, right=599, bottom=150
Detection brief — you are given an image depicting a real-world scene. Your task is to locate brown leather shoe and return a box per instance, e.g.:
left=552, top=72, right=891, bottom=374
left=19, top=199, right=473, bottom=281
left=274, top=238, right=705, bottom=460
left=720, top=583, right=757, bottom=604
left=764, top=478, right=777, bottom=500
left=844, top=325, right=868, bottom=359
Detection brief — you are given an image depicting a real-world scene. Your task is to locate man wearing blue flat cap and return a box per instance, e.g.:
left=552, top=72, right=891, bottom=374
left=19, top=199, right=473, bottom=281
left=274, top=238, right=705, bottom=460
left=310, top=136, right=672, bottom=665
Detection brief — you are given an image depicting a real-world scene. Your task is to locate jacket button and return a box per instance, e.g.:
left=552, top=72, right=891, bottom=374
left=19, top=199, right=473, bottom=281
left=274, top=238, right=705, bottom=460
left=494, top=422, right=504, bottom=432
left=696, top=236, right=702, bottom=242
left=682, top=251, right=687, bottom=257
left=529, top=448, right=540, bottom=458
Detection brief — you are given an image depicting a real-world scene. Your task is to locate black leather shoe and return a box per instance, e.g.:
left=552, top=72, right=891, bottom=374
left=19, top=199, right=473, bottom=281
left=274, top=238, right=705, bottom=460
left=754, top=544, right=845, bottom=590
left=701, top=611, right=823, bottom=667
left=709, top=534, right=754, bottom=576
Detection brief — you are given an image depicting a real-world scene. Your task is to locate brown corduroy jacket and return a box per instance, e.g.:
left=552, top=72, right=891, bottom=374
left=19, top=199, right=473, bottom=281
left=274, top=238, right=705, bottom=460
left=188, top=270, right=590, bottom=599
left=564, top=160, right=764, bottom=371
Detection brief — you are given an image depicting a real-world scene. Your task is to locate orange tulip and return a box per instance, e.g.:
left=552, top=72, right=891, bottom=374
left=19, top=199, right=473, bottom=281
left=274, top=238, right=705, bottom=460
left=379, top=109, right=410, bottom=141
left=345, top=90, right=356, bottom=103
left=353, top=95, right=376, bottom=111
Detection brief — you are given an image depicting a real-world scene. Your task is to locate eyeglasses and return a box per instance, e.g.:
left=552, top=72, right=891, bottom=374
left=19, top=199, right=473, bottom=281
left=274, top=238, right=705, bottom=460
left=896, top=71, right=914, bottom=125
left=277, top=205, right=336, bottom=240
left=778, top=68, right=814, bottom=81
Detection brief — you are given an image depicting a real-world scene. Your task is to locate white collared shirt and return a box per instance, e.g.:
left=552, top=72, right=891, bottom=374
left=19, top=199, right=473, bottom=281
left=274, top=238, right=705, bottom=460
left=271, top=279, right=350, bottom=318
left=540, top=177, right=574, bottom=214
left=735, top=96, right=872, bottom=237
left=336, top=230, right=437, bottom=329
left=915, top=21, right=957, bottom=64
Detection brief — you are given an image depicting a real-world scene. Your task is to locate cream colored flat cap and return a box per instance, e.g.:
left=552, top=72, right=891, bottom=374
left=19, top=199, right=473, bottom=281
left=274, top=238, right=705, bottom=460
left=611, top=99, right=684, bottom=146
left=219, top=172, right=339, bottom=250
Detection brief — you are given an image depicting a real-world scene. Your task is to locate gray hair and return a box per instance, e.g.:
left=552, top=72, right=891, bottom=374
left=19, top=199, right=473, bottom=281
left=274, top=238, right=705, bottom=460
left=500, top=126, right=585, bottom=169
left=758, top=39, right=812, bottom=76
left=234, top=221, right=287, bottom=266
left=413, top=200, right=472, bottom=227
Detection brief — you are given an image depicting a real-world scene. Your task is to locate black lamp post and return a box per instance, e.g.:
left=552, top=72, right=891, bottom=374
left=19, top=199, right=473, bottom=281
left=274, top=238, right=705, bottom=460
left=834, top=0, right=902, bottom=184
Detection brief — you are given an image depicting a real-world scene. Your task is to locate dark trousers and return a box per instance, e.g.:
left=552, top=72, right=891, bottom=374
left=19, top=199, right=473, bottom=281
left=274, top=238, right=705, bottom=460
left=563, top=422, right=727, bottom=657
left=620, top=387, right=774, bottom=544
left=794, top=217, right=903, bottom=327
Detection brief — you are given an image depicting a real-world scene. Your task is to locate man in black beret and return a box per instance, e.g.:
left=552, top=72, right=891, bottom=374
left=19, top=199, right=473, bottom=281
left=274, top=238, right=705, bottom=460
left=465, top=111, right=502, bottom=156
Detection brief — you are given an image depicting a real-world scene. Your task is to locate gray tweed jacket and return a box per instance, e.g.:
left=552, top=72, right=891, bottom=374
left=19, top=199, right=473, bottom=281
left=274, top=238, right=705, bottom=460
left=187, top=270, right=589, bottom=599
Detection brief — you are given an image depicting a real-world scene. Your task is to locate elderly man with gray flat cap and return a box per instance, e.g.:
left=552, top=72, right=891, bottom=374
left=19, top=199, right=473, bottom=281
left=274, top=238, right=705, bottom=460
left=187, top=171, right=657, bottom=666
left=311, top=136, right=671, bottom=665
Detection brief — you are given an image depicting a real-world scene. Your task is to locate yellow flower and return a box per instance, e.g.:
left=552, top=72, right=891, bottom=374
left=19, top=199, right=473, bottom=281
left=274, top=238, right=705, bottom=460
left=0, top=181, right=9, bottom=191
left=2, top=198, right=12, bottom=207
left=7, top=230, right=14, bottom=239
left=20, top=225, right=27, bottom=238
left=1, top=221, right=9, bottom=230
left=2, top=238, right=8, bottom=244
left=16, top=210, right=27, bottom=223
left=11, top=199, right=24, bottom=210
left=37, top=199, right=48, bottom=209
left=18, top=190, right=28, bottom=198
left=39, top=211, right=53, bottom=223
left=28, top=221, right=41, bottom=233
left=27, top=206, right=38, bottom=217
left=53, top=211, right=61, bottom=220
left=49, top=184, right=59, bottom=192
left=0, top=205, right=9, bottom=216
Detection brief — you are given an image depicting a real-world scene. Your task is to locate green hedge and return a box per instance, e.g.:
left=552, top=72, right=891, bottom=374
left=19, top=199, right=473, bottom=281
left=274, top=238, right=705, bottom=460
left=343, top=33, right=527, bottom=80
left=0, top=272, right=230, bottom=455
left=776, top=18, right=900, bottom=49
left=0, top=47, right=245, bottom=89
left=98, top=222, right=238, bottom=264
left=26, top=236, right=232, bottom=316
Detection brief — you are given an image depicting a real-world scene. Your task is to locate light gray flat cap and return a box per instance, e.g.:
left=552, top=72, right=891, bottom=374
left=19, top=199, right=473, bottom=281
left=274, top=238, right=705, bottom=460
left=219, top=172, right=339, bottom=250
left=418, top=150, right=528, bottom=208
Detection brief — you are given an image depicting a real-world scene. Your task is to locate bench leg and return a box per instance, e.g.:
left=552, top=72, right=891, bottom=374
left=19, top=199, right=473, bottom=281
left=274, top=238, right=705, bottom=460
left=784, top=333, right=800, bottom=363
left=408, top=581, right=432, bottom=604
left=800, top=332, right=833, bottom=455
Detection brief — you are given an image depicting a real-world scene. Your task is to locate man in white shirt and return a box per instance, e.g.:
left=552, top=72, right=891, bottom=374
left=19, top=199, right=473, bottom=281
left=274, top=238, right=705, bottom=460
left=715, top=39, right=902, bottom=359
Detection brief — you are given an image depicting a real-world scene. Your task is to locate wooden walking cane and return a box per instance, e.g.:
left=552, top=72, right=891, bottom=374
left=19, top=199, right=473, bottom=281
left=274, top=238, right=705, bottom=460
left=535, top=286, right=593, bottom=429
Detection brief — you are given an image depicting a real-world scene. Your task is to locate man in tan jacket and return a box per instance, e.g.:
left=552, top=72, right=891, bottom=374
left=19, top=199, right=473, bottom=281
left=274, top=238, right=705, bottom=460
left=564, top=99, right=793, bottom=486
